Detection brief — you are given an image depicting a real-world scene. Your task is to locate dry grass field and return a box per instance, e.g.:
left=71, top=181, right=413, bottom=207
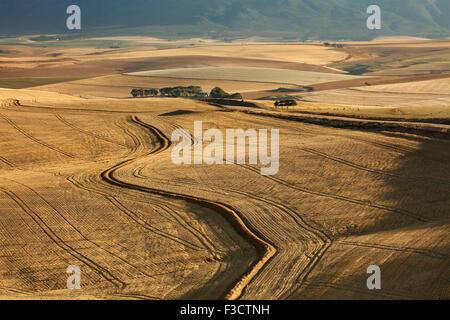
left=0, top=39, right=449, bottom=300
left=128, top=67, right=360, bottom=86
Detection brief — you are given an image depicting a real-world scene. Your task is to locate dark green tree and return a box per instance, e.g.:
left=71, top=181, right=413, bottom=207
left=229, top=93, right=243, bottom=100
left=210, top=87, right=229, bottom=98
left=149, top=88, right=159, bottom=96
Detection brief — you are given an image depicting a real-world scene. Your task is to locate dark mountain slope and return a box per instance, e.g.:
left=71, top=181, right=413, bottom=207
left=0, top=0, right=448, bottom=40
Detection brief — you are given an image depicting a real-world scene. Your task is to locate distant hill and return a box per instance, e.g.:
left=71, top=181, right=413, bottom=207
left=1, top=0, right=449, bottom=40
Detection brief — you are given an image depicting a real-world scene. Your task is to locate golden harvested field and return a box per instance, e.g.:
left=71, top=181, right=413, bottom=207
left=129, top=67, right=360, bottom=86
left=0, top=40, right=449, bottom=300
left=357, top=77, right=450, bottom=95
left=257, top=99, right=450, bottom=120
left=71, top=43, right=346, bottom=65
left=301, top=87, right=450, bottom=108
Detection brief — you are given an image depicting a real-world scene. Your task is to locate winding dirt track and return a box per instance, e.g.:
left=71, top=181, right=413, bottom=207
left=100, top=115, right=276, bottom=300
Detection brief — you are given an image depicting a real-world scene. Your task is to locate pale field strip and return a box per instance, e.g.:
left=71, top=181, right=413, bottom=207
left=341, top=38, right=450, bottom=47
left=301, top=88, right=450, bottom=109
left=75, top=43, right=348, bottom=65
left=0, top=44, right=348, bottom=68
left=88, top=36, right=222, bottom=46
left=256, top=99, right=450, bottom=119
left=128, top=67, right=361, bottom=86
left=356, top=77, right=450, bottom=95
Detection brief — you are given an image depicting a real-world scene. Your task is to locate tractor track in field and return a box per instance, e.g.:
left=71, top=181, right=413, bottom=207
left=0, top=112, right=75, bottom=159
left=0, top=286, right=32, bottom=296
left=3, top=177, right=161, bottom=281
left=115, top=118, right=142, bottom=155
left=0, top=186, right=125, bottom=289
left=126, top=167, right=450, bottom=277
left=299, top=279, right=413, bottom=299
left=208, top=112, right=434, bottom=222
left=238, top=162, right=430, bottom=222
left=67, top=175, right=210, bottom=252
left=54, top=113, right=128, bottom=148
left=221, top=111, right=450, bottom=184
left=15, top=104, right=139, bottom=114
left=336, top=240, right=448, bottom=259
left=110, top=293, right=161, bottom=300
left=0, top=155, right=16, bottom=168
left=220, top=110, right=450, bottom=161
left=300, top=147, right=450, bottom=186
left=97, top=115, right=276, bottom=300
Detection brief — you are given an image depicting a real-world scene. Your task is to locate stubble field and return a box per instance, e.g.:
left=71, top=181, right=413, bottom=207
left=0, top=38, right=449, bottom=299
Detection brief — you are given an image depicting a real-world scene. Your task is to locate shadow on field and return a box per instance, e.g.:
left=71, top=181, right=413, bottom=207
left=299, top=131, right=450, bottom=299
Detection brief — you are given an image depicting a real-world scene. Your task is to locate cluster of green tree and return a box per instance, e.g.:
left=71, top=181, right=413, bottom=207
left=210, top=87, right=242, bottom=100
left=130, top=88, right=159, bottom=97
left=160, top=86, right=204, bottom=97
left=323, top=42, right=344, bottom=48
left=274, top=99, right=298, bottom=107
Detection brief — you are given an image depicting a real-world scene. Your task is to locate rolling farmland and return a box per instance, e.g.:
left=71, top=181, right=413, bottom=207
left=0, top=38, right=449, bottom=300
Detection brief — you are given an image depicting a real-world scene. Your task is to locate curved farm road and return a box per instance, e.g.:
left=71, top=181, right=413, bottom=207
left=98, top=115, right=276, bottom=299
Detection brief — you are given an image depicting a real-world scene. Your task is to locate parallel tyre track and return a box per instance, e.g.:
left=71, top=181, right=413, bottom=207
left=5, top=177, right=160, bottom=281
left=0, top=186, right=125, bottom=289
left=67, top=175, right=207, bottom=252
left=221, top=111, right=450, bottom=185
left=237, top=163, right=430, bottom=223
left=301, top=147, right=450, bottom=186
left=337, top=240, right=448, bottom=260
left=55, top=113, right=128, bottom=148
left=0, top=112, right=75, bottom=159
left=0, top=155, right=16, bottom=168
